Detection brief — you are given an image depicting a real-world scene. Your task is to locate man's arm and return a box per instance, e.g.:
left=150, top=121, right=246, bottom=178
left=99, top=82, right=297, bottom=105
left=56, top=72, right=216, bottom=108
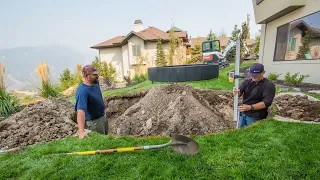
left=75, top=91, right=88, bottom=139
left=251, top=82, right=276, bottom=110
left=77, top=110, right=87, bottom=139
left=239, top=81, right=276, bottom=112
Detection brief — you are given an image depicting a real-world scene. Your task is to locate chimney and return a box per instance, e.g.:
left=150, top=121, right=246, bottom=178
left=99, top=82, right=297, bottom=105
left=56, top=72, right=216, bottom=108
left=134, top=20, right=144, bottom=32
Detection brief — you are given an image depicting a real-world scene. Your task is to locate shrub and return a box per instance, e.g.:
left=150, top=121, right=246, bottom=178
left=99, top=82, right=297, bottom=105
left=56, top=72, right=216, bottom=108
left=267, top=73, right=282, bottom=81
left=36, top=61, right=59, bottom=98
left=92, top=57, right=117, bottom=85
left=284, top=72, right=310, bottom=86
left=132, top=73, right=148, bottom=83
left=0, top=88, right=21, bottom=116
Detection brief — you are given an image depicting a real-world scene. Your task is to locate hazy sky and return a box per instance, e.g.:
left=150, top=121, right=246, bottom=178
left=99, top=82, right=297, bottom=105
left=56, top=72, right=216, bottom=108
left=0, top=0, right=260, bottom=55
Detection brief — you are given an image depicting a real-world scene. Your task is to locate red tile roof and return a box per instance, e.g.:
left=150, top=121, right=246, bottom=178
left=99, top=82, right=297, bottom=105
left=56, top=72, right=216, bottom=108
left=91, top=27, right=188, bottom=49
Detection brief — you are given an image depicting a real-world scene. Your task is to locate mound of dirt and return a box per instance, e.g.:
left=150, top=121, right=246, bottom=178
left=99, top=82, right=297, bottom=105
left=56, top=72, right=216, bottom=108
left=0, top=99, right=77, bottom=150
left=104, top=91, right=148, bottom=129
left=111, top=84, right=234, bottom=136
left=275, top=95, right=320, bottom=122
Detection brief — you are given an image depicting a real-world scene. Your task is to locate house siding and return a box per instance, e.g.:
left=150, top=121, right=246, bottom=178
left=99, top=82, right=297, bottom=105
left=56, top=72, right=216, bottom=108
left=258, top=0, right=320, bottom=84
left=100, top=47, right=123, bottom=80
left=145, top=41, right=170, bottom=67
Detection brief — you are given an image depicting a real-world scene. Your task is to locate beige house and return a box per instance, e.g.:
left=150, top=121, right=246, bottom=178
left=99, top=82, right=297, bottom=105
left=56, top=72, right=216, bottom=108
left=252, top=0, right=320, bottom=84
left=91, top=20, right=189, bottom=80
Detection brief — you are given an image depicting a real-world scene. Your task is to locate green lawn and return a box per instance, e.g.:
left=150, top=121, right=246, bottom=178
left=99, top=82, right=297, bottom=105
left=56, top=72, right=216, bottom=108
left=1, top=120, right=319, bottom=179
left=67, top=61, right=255, bottom=102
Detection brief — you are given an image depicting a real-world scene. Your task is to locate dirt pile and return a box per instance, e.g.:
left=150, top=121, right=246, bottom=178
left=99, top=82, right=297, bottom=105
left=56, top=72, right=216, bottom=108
left=275, top=95, right=320, bottom=122
left=110, top=84, right=234, bottom=136
left=0, top=99, right=77, bottom=150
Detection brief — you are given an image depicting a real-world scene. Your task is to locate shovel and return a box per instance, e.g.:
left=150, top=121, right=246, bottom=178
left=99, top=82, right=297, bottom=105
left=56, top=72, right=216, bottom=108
left=55, top=134, right=200, bottom=156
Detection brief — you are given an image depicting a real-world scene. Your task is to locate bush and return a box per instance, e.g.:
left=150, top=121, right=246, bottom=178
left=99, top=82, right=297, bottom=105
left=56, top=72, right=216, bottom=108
left=267, top=73, right=282, bottom=81
left=132, top=73, right=148, bottom=83
left=284, top=72, right=310, bottom=86
left=0, top=88, right=21, bottom=116
left=39, top=81, right=59, bottom=98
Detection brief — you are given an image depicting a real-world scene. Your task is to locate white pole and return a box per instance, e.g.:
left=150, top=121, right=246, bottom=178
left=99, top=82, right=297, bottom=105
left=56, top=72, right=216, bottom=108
left=234, top=40, right=241, bottom=128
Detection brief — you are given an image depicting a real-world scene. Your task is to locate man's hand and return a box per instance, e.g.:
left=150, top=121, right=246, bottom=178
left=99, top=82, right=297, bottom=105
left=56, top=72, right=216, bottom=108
left=233, top=87, right=240, bottom=96
left=78, top=130, right=88, bottom=139
left=239, top=104, right=251, bottom=112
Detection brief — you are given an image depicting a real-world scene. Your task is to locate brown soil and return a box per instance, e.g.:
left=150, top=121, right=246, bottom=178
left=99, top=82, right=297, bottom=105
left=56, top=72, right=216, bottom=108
left=275, top=95, right=320, bottom=122
left=104, top=91, right=148, bottom=129
left=110, top=84, right=234, bottom=136
left=0, top=99, right=77, bottom=150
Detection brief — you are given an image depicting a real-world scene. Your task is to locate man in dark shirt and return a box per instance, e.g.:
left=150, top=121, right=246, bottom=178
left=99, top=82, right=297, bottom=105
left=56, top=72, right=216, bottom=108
left=75, top=65, right=107, bottom=139
left=233, top=63, right=276, bottom=128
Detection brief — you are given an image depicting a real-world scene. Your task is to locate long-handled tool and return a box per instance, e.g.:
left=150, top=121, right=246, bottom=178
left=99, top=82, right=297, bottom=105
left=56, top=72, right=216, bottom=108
left=54, top=134, right=200, bottom=156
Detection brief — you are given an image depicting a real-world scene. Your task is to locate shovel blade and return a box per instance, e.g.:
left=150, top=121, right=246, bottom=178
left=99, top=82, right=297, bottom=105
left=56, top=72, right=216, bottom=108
left=169, top=134, right=200, bottom=155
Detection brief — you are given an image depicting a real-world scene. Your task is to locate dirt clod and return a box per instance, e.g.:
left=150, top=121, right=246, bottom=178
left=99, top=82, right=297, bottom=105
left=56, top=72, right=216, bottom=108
left=110, top=84, right=234, bottom=136
left=275, top=95, right=320, bottom=122
left=0, top=98, right=77, bottom=150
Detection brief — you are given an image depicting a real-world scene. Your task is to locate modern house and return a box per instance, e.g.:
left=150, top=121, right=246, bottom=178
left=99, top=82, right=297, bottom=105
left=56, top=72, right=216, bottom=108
left=252, top=0, right=320, bottom=84
left=91, top=20, right=189, bottom=80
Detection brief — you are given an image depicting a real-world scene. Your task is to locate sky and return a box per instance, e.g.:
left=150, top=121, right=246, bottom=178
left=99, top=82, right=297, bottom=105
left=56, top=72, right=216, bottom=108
left=0, top=0, right=260, bottom=55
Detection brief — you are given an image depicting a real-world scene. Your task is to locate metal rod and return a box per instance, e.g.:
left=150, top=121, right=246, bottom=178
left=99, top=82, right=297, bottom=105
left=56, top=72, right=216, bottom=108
left=234, top=40, right=241, bottom=128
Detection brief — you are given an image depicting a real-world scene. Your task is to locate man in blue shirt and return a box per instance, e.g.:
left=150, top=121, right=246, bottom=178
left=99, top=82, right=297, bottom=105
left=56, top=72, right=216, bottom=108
left=75, top=65, right=107, bottom=139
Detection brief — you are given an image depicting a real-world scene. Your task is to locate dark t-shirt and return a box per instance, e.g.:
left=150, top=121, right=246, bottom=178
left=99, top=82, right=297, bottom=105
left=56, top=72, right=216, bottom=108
left=75, top=83, right=105, bottom=120
left=239, top=78, right=276, bottom=119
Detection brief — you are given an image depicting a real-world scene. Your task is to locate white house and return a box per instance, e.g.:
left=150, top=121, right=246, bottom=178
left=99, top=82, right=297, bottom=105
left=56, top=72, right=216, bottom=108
left=252, top=0, right=320, bottom=84
left=91, top=20, right=189, bottom=80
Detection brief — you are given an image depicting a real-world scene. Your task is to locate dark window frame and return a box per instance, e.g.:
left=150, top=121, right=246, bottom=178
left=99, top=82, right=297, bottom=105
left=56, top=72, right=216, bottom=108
left=256, top=0, right=264, bottom=5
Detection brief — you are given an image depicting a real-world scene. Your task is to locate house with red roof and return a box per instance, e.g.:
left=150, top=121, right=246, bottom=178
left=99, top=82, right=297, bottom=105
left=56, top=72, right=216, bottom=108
left=91, top=20, right=189, bottom=80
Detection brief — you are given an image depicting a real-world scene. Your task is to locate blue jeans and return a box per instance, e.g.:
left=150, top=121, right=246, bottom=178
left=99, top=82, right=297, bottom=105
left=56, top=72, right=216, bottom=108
left=239, top=112, right=259, bottom=128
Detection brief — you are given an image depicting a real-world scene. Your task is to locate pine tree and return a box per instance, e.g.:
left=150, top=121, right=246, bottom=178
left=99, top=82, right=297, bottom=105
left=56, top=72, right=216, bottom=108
left=296, top=30, right=315, bottom=60
left=190, top=39, right=202, bottom=64
left=207, top=29, right=216, bottom=40
left=246, top=14, right=251, bottom=38
left=155, top=37, right=166, bottom=66
left=253, top=35, right=260, bottom=55
left=226, top=25, right=241, bottom=62
left=240, top=22, right=249, bottom=61
left=168, top=27, right=177, bottom=66
left=59, top=68, right=73, bottom=90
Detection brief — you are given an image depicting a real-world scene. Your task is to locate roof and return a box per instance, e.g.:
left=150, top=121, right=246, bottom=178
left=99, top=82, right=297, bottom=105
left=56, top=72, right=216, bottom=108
left=166, top=26, right=183, bottom=33
left=91, top=26, right=188, bottom=49
left=290, top=19, right=320, bottom=37
left=190, top=37, right=255, bottom=48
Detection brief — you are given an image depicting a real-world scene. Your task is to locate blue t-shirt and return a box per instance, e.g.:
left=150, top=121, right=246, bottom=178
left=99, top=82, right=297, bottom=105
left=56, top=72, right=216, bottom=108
left=75, top=83, right=105, bottom=120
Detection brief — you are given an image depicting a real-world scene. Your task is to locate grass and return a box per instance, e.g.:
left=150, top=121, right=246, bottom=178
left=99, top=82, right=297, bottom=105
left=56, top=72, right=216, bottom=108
left=1, top=120, right=319, bottom=179
left=67, top=61, right=255, bottom=102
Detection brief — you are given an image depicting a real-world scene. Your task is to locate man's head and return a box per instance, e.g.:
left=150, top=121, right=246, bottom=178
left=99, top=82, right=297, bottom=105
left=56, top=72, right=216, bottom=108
left=248, top=63, right=265, bottom=81
left=82, top=65, right=100, bottom=84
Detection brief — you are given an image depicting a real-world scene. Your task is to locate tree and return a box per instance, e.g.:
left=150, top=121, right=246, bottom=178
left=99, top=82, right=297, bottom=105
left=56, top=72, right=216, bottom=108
left=207, top=29, right=216, bottom=40
left=253, top=35, right=260, bottom=55
left=218, top=27, right=227, bottom=38
left=240, top=22, right=250, bottom=60
left=226, top=25, right=241, bottom=62
left=168, top=26, right=178, bottom=66
left=246, top=14, right=251, bottom=38
left=173, top=38, right=185, bottom=65
left=296, top=30, right=315, bottom=60
left=155, top=37, right=166, bottom=66
left=59, top=68, right=74, bottom=90
left=190, top=39, right=203, bottom=64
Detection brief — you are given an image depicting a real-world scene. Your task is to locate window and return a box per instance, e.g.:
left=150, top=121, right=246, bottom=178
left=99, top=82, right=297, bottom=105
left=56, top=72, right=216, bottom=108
left=274, top=10, right=320, bottom=61
left=202, top=40, right=221, bottom=52
left=288, top=38, right=297, bottom=51
left=132, top=45, right=141, bottom=56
